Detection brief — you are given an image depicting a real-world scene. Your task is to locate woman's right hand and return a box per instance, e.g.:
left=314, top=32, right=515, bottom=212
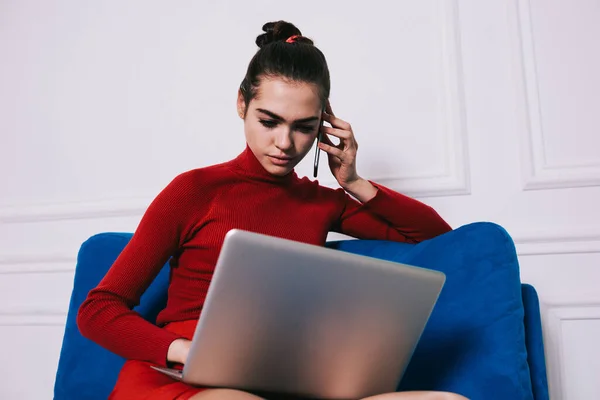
left=167, top=338, right=191, bottom=364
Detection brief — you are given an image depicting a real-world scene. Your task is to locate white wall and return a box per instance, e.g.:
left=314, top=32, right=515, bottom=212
left=1, top=1, right=599, bottom=398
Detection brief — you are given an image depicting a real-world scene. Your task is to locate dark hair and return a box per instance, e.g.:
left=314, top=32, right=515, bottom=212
left=239, top=21, right=330, bottom=115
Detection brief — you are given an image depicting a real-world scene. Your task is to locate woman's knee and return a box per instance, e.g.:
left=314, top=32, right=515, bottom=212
left=188, top=388, right=264, bottom=400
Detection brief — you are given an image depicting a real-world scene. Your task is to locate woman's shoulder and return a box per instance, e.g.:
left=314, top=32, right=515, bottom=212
left=169, top=160, right=236, bottom=185
left=160, top=161, right=238, bottom=199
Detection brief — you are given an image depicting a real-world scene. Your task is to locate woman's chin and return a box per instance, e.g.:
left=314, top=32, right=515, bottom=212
left=262, top=157, right=297, bottom=176
left=267, top=165, right=293, bottom=176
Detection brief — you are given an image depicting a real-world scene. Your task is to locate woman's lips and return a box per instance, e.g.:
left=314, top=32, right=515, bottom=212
left=268, top=155, right=295, bottom=166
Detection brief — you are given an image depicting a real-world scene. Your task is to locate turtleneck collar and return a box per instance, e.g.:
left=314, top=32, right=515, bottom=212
left=228, top=144, right=298, bottom=185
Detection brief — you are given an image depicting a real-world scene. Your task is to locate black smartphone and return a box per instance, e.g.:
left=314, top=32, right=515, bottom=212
left=313, top=107, right=326, bottom=178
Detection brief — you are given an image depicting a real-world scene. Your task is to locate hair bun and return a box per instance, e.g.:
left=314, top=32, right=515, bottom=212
left=255, top=20, right=312, bottom=48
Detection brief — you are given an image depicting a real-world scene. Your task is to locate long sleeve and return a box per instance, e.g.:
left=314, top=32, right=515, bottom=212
left=332, top=181, right=452, bottom=243
left=76, top=171, right=205, bottom=366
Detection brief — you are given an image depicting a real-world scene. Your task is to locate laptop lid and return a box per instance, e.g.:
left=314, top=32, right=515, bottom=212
left=183, top=229, right=445, bottom=399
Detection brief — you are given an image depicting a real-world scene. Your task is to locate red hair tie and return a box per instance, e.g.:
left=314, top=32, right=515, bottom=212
left=285, top=35, right=301, bottom=43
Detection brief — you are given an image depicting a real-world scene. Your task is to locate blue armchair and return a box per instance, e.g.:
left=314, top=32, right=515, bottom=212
left=53, top=222, right=549, bottom=400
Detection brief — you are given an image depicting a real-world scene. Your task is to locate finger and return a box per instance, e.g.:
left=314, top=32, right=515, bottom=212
left=322, top=127, right=357, bottom=152
left=320, top=131, right=335, bottom=146
left=318, top=141, right=345, bottom=161
left=325, top=135, right=347, bottom=151
left=322, top=112, right=351, bottom=131
left=322, top=126, right=352, bottom=141
left=320, top=130, right=345, bottom=151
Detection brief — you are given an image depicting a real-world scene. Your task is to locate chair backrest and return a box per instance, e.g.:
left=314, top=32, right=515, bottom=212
left=54, top=233, right=169, bottom=400
left=54, top=222, right=548, bottom=400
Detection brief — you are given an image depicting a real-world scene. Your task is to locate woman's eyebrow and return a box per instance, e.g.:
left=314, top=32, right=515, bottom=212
left=256, top=108, right=320, bottom=123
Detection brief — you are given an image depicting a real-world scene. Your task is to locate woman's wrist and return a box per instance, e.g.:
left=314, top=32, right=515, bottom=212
left=342, top=177, right=378, bottom=203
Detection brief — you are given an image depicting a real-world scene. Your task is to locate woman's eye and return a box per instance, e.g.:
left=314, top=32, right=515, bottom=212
left=297, top=126, right=316, bottom=133
left=259, top=119, right=315, bottom=133
left=260, top=120, right=277, bottom=128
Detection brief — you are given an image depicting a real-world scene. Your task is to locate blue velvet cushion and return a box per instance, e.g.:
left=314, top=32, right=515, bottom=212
left=54, top=222, right=541, bottom=400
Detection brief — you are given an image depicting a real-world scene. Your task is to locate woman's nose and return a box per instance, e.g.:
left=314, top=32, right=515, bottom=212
left=274, top=127, right=293, bottom=150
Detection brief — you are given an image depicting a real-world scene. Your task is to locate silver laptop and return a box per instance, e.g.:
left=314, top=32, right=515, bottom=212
left=153, top=229, right=445, bottom=399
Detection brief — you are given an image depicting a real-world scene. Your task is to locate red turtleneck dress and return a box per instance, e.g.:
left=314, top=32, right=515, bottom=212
left=77, top=145, right=452, bottom=399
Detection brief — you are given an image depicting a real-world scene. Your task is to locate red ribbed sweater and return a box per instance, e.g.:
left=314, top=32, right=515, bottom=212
left=77, top=145, right=452, bottom=367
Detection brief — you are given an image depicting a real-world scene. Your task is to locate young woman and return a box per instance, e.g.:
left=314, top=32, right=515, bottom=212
left=77, top=20, right=467, bottom=400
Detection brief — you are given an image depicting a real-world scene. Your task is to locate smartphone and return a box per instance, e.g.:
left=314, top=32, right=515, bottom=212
left=313, top=107, right=326, bottom=178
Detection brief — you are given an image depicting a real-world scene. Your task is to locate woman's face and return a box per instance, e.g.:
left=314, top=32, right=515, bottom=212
left=238, top=77, right=322, bottom=176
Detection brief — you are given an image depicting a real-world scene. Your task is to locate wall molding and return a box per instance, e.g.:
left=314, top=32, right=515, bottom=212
left=0, top=254, right=77, bottom=274
left=0, top=258, right=73, bottom=326
left=514, top=233, right=600, bottom=256
left=543, top=304, right=600, bottom=400
left=0, top=197, right=149, bottom=224
left=511, top=0, right=600, bottom=191
left=0, top=311, right=67, bottom=327
left=380, top=0, right=470, bottom=198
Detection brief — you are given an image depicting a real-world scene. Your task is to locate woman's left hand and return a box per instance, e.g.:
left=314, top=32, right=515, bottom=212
left=318, top=102, right=361, bottom=188
left=318, top=102, right=379, bottom=203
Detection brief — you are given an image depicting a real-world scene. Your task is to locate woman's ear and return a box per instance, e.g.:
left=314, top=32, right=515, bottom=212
left=237, top=89, right=246, bottom=119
